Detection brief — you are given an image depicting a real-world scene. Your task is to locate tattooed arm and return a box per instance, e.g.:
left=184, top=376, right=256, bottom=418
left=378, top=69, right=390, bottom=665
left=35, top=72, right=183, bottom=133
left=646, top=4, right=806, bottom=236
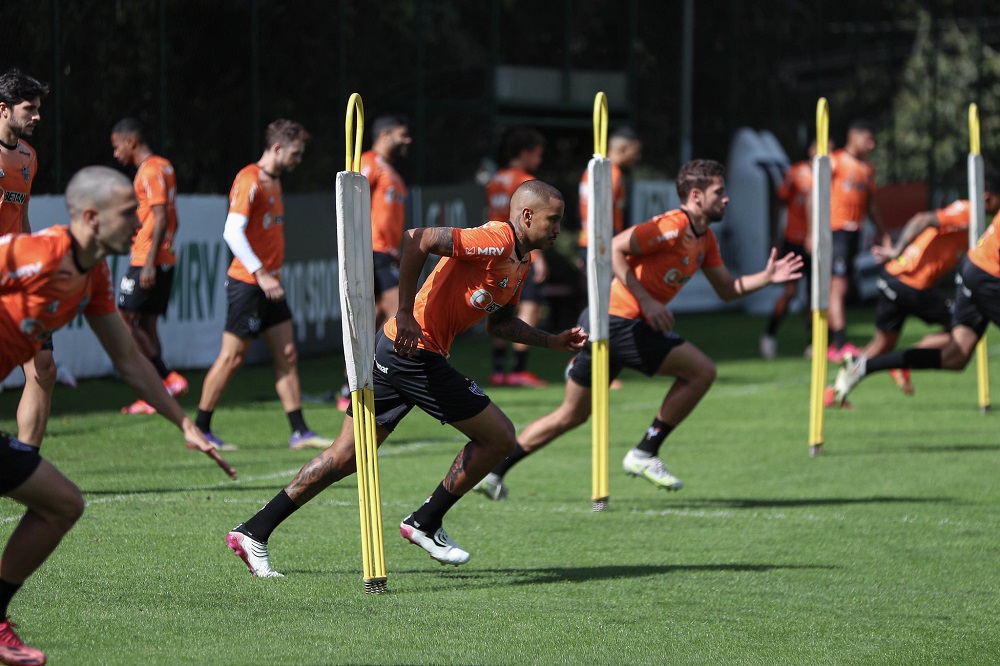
left=393, top=226, right=455, bottom=357
left=487, top=305, right=588, bottom=352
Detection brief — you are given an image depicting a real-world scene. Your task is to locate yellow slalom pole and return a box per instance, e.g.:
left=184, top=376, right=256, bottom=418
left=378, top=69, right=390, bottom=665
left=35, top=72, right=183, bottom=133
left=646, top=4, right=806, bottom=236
left=968, top=103, right=991, bottom=414
left=808, top=98, right=832, bottom=456
left=589, top=91, right=611, bottom=511
left=339, top=93, right=387, bottom=593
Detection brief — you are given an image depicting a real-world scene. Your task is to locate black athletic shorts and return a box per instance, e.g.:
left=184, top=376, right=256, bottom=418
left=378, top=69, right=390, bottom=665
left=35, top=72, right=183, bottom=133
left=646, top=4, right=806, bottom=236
left=346, top=330, right=491, bottom=431
left=567, top=308, right=687, bottom=385
left=373, top=251, right=400, bottom=298
left=0, top=432, right=42, bottom=494
left=780, top=239, right=811, bottom=283
left=118, top=265, right=176, bottom=315
left=951, top=259, right=1000, bottom=337
left=874, top=271, right=951, bottom=334
left=831, top=230, right=861, bottom=278
left=224, top=278, right=293, bottom=339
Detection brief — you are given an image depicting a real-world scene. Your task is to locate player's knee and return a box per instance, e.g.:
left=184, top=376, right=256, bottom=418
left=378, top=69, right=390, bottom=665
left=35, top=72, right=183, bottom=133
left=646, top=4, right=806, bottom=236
left=281, top=343, right=298, bottom=367
left=693, top=360, right=717, bottom=390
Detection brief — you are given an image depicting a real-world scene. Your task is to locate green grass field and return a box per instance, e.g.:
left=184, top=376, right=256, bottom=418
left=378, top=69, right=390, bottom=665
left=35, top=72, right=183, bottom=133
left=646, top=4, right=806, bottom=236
left=2, top=310, right=999, bottom=665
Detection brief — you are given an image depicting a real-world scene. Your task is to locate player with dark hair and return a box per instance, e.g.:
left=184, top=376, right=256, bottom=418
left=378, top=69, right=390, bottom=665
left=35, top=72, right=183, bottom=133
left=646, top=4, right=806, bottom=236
left=0, top=67, right=61, bottom=454
left=475, top=160, right=803, bottom=500
left=336, top=114, right=412, bottom=410
left=760, top=140, right=828, bottom=359
left=194, top=120, right=331, bottom=451
left=834, top=171, right=1000, bottom=406
left=226, top=180, right=587, bottom=577
left=485, top=126, right=549, bottom=387
left=0, top=166, right=234, bottom=666
left=826, top=119, right=890, bottom=362
left=110, top=117, right=188, bottom=415
left=578, top=126, right=643, bottom=267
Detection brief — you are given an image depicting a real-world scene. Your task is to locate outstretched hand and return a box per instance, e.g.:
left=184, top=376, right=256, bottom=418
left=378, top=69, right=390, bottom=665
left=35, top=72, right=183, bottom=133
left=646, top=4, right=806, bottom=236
left=550, top=326, right=588, bottom=353
left=184, top=424, right=237, bottom=480
left=766, top=247, right=804, bottom=284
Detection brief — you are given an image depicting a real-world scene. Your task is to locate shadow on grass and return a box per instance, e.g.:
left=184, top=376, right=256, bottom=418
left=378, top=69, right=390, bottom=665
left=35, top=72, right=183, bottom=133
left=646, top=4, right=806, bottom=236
left=675, top=495, right=952, bottom=509
left=847, top=442, right=1000, bottom=455
left=279, top=562, right=836, bottom=585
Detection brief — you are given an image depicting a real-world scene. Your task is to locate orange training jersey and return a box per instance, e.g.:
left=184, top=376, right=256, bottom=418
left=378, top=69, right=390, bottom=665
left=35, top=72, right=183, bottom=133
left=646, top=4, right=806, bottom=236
left=130, top=154, right=178, bottom=267
left=578, top=162, right=626, bottom=247
left=361, top=150, right=408, bottom=254
left=0, top=139, right=37, bottom=235
left=886, top=200, right=970, bottom=290
left=226, top=164, right=285, bottom=284
left=485, top=167, right=535, bottom=222
left=829, top=148, right=875, bottom=233
left=778, top=160, right=811, bottom=245
left=967, top=212, right=1000, bottom=278
left=0, top=226, right=116, bottom=376
left=608, top=208, right=724, bottom=319
left=383, top=221, right=531, bottom=356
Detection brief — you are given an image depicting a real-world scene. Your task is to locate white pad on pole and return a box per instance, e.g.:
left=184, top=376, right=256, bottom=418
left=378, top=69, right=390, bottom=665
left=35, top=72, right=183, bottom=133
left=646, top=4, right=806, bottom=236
left=337, top=171, right=375, bottom=392
left=587, top=155, right=613, bottom=339
left=968, top=153, right=985, bottom=247
left=810, top=155, right=832, bottom=312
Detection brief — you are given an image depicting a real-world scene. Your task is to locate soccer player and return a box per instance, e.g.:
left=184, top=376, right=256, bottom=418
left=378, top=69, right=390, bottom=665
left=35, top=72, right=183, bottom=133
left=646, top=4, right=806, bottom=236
left=760, top=140, right=824, bottom=360
left=0, top=67, right=59, bottom=450
left=826, top=120, right=890, bottom=362
left=225, top=180, right=587, bottom=576
left=828, top=171, right=1000, bottom=401
left=194, top=120, right=331, bottom=451
left=110, top=117, right=188, bottom=415
left=484, top=127, right=550, bottom=387
left=336, top=115, right=412, bottom=411
left=0, top=166, right=234, bottom=666
left=577, top=127, right=642, bottom=268
left=474, top=160, right=803, bottom=500
left=834, top=178, right=1000, bottom=406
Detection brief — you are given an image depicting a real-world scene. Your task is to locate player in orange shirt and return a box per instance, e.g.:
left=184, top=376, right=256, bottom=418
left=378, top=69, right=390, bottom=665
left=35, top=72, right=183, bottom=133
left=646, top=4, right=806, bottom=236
left=110, top=118, right=189, bottom=415
left=826, top=120, right=890, bottom=362
left=484, top=126, right=550, bottom=387
left=832, top=172, right=1000, bottom=406
left=760, top=140, right=828, bottom=359
left=194, top=120, right=332, bottom=452
left=577, top=127, right=642, bottom=266
left=474, top=160, right=803, bottom=500
left=0, top=68, right=63, bottom=456
left=336, top=115, right=412, bottom=410
left=225, top=181, right=587, bottom=575
left=0, top=166, right=234, bottom=666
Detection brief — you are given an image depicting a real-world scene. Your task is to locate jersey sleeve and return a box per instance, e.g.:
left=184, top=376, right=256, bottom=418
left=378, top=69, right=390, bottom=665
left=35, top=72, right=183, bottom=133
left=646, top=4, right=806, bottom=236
left=228, top=171, right=257, bottom=216
left=631, top=215, right=683, bottom=255
left=935, top=200, right=971, bottom=233
left=702, top=230, right=724, bottom=269
left=451, top=223, right=512, bottom=261
left=139, top=163, right=169, bottom=207
left=0, top=233, right=56, bottom=294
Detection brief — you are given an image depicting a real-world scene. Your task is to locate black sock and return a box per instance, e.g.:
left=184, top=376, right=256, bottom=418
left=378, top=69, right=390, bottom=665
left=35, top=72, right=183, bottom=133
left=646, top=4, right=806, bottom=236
left=491, top=443, right=531, bottom=478
left=635, top=418, right=674, bottom=457
left=866, top=348, right=942, bottom=374
left=409, top=484, right=461, bottom=533
left=512, top=350, right=529, bottom=373
left=287, top=409, right=308, bottom=435
left=240, top=491, right=300, bottom=543
left=0, top=578, right=22, bottom=619
left=831, top=328, right=847, bottom=348
left=150, top=355, right=170, bottom=379
left=766, top=317, right=780, bottom=337
left=195, top=408, right=213, bottom=433
left=492, top=347, right=507, bottom=374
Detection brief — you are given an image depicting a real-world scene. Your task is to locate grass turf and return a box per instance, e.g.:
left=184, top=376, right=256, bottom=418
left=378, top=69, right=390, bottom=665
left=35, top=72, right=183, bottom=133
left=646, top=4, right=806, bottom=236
left=2, top=309, right=999, bottom=664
